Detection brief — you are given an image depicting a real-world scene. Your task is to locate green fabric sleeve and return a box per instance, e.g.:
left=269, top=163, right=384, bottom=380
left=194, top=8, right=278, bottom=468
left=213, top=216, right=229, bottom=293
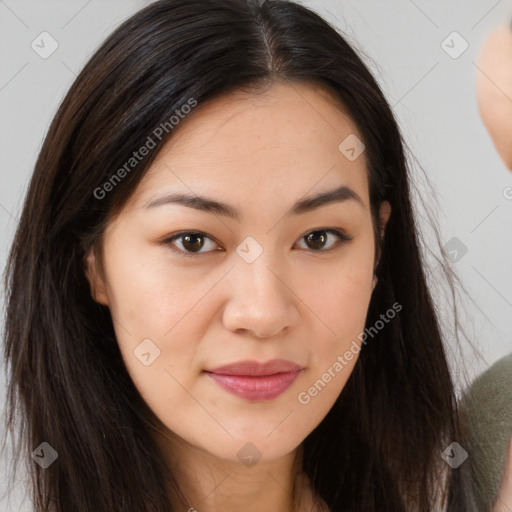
left=458, top=352, right=512, bottom=511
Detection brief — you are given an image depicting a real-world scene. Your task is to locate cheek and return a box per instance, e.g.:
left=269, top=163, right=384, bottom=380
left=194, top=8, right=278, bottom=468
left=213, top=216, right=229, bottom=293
left=103, top=243, right=212, bottom=339
left=312, top=271, right=371, bottom=332
left=298, top=245, right=373, bottom=395
left=101, top=246, right=214, bottom=404
left=305, top=247, right=373, bottom=338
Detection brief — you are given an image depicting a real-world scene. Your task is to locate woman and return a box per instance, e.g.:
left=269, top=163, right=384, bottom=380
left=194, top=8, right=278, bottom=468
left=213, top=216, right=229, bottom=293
left=2, top=0, right=478, bottom=510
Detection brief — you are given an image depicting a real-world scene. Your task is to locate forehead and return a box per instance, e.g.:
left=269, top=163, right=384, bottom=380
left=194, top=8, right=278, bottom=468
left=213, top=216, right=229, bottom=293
left=129, top=80, right=369, bottom=214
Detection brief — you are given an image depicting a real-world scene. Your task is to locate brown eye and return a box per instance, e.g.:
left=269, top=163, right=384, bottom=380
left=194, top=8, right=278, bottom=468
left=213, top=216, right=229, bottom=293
left=296, top=229, right=352, bottom=252
left=162, top=228, right=352, bottom=258
left=181, top=233, right=206, bottom=252
left=162, top=231, right=220, bottom=257
left=305, top=231, right=329, bottom=250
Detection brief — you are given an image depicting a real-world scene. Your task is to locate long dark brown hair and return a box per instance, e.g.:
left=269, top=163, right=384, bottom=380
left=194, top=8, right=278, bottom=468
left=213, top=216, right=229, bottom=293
left=2, top=0, right=478, bottom=510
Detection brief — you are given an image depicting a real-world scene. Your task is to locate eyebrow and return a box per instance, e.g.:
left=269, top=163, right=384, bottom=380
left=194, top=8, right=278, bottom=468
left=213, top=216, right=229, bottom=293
left=144, top=184, right=365, bottom=220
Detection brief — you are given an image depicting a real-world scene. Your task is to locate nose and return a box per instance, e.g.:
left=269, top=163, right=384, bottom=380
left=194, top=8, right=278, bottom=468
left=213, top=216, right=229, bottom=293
left=221, top=254, right=300, bottom=338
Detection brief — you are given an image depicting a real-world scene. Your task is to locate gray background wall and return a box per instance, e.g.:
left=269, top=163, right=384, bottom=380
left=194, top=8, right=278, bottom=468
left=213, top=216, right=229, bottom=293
left=1, top=1, right=512, bottom=509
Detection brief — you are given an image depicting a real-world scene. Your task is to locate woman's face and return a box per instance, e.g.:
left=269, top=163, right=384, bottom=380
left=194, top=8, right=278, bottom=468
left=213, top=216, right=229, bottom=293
left=86, top=80, right=391, bottom=465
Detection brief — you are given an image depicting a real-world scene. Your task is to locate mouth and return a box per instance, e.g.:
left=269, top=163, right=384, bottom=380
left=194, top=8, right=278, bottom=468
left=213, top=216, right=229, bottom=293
left=204, top=359, right=303, bottom=402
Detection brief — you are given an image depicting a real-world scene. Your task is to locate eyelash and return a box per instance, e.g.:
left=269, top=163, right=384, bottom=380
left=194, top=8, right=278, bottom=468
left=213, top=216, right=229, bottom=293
left=160, top=228, right=353, bottom=258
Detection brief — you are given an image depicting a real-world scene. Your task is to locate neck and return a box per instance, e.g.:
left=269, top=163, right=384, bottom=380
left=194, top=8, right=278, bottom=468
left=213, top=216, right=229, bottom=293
left=151, top=426, right=321, bottom=512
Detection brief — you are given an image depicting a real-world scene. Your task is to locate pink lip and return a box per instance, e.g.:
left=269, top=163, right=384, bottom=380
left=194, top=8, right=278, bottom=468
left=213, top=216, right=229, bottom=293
left=204, top=359, right=303, bottom=401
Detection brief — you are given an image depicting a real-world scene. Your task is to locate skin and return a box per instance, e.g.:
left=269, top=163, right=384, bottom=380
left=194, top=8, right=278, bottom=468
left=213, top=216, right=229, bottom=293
left=85, top=80, right=391, bottom=512
left=475, top=24, right=512, bottom=171
left=494, top=439, right=512, bottom=512
left=476, top=23, right=512, bottom=510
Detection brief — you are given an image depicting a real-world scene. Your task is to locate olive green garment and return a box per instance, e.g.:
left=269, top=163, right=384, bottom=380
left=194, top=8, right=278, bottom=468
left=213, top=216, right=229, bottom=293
left=459, top=352, right=512, bottom=512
